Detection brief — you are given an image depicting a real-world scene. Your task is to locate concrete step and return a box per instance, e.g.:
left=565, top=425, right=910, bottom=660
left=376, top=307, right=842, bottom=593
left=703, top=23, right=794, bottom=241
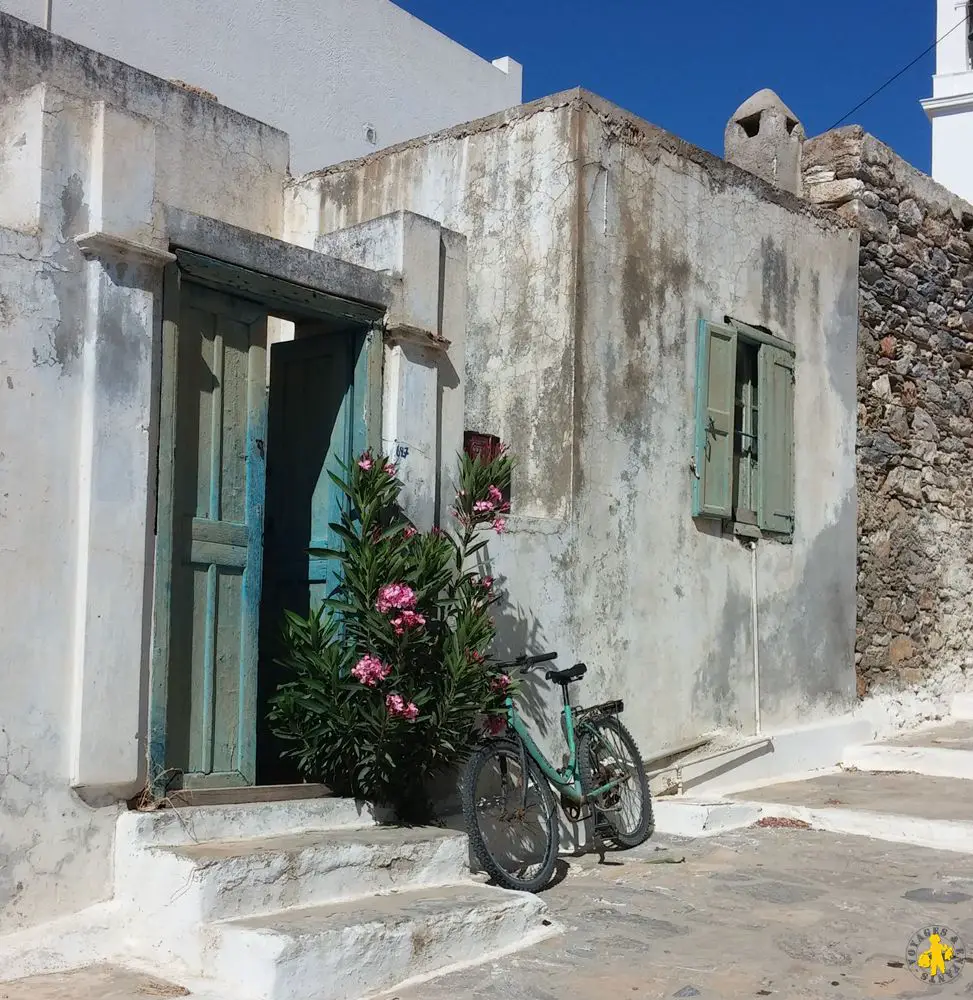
left=115, top=824, right=470, bottom=922
left=117, top=796, right=385, bottom=850
left=649, top=716, right=872, bottom=798
left=205, top=884, right=552, bottom=1000
left=727, top=770, right=973, bottom=854
left=842, top=720, right=973, bottom=779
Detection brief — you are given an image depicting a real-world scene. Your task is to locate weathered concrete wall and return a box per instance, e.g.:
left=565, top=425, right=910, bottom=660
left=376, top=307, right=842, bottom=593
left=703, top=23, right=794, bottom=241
left=292, top=96, right=582, bottom=527
left=295, top=90, right=860, bottom=757
left=291, top=95, right=584, bottom=754
left=0, top=13, right=289, bottom=932
left=805, top=126, right=973, bottom=700
left=573, top=98, right=859, bottom=748
left=0, top=0, right=522, bottom=175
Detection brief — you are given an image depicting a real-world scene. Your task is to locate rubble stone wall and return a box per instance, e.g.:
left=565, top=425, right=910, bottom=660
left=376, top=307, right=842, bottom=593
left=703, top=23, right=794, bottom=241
left=804, top=126, right=973, bottom=696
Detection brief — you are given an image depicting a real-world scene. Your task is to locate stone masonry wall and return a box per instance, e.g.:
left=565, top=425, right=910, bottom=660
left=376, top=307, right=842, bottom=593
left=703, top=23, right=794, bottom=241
left=803, top=126, right=973, bottom=696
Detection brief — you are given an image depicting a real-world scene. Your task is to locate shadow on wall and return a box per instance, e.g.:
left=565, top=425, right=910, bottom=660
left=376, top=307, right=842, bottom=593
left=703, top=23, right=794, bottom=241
left=490, top=572, right=563, bottom=744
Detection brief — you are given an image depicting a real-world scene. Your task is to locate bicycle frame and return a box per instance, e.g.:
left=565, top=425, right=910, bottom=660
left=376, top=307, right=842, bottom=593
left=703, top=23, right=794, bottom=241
left=503, top=689, right=627, bottom=805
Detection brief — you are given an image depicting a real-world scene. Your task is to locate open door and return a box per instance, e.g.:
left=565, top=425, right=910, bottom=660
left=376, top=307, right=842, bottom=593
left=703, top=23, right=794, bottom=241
left=256, top=325, right=368, bottom=784
left=150, top=261, right=376, bottom=797
left=152, top=279, right=268, bottom=789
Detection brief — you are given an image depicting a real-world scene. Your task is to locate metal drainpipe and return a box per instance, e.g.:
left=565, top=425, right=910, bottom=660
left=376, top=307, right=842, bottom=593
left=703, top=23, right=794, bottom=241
left=43, top=0, right=52, bottom=29
left=750, top=540, right=761, bottom=735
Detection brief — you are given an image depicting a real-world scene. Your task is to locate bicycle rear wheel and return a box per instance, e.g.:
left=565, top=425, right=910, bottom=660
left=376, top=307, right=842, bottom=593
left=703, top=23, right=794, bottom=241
left=580, top=715, right=653, bottom=848
left=461, top=737, right=559, bottom=893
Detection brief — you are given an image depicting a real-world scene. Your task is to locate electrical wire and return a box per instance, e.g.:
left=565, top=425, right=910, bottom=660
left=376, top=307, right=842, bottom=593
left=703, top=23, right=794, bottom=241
left=828, top=13, right=969, bottom=129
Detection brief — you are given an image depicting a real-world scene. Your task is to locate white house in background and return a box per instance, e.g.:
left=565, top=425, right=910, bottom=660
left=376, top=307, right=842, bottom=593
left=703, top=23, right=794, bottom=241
left=0, top=0, right=522, bottom=173
left=922, top=0, right=973, bottom=203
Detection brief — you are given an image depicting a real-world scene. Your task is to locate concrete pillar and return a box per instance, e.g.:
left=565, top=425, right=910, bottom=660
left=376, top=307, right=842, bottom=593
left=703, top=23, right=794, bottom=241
left=70, top=104, right=171, bottom=798
left=316, top=211, right=468, bottom=530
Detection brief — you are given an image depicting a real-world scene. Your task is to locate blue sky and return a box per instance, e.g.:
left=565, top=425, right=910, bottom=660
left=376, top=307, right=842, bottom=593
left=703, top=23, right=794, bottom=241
left=397, top=0, right=939, bottom=174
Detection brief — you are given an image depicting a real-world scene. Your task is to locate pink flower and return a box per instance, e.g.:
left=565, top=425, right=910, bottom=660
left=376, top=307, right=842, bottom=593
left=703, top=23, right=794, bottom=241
left=484, top=715, right=506, bottom=736
left=473, top=500, right=495, bottom=514
left=384, top=463, right=397, bottom=476
left=358, top=456, right=373, bottom=471
left=391, top=610, right=426, bottom=635
left=468, top=649, right=485, bottom=664
left=403, top=526, right=418, bottom=540
left=480, top=576, right=494, bottom=589
left=488, top=485, right=503, bottom=504
left=492, top=517, right=507, bottom=534
left=386, top=693, right=419, bottom=721
left=490, top=673, right=511, bottom=693
left=351, top=655, right=391, bottom=687
left=376, top=583, right=417, bottom=614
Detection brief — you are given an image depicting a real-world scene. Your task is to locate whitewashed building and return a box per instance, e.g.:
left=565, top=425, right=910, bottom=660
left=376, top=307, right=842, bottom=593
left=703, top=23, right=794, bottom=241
left=923, top=0, right=973, bottom=202
left=0, top=10, right=865, bottom=999
left=0, top=0, right=523, bottom=173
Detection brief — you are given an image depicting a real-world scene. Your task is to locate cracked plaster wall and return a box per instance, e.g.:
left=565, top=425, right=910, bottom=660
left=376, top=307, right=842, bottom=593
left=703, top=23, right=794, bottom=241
left=573, top=105, right=860, bottom=752
left=0, top=16, right=290, bottom=932
left=297, top=91, right=861, bottom=758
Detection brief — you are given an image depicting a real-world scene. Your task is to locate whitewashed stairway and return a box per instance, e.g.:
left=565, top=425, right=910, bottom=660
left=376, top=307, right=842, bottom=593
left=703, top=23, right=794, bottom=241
left=110, top=797, right=553, bottom=1000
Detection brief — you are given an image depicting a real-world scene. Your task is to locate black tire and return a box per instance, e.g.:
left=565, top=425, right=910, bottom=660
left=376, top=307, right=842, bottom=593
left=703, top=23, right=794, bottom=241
left=579, top=715, right=653, bottom=849
left=461, top=737, right=559, bottom=893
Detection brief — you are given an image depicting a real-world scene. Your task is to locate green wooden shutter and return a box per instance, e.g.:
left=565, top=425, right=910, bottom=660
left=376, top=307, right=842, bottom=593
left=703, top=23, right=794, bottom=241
left=692, top=319, right=737, bottom=519
left=757, top=344, right=795, bottom=535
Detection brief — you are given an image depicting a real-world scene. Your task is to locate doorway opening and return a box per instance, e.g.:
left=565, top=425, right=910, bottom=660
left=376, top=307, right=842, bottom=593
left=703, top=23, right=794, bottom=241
left=149, top=252, right=379, bottom=798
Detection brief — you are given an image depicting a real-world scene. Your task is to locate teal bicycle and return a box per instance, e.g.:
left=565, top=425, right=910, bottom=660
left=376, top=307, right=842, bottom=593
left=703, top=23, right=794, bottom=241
left=461, top=652, right=653, bottom=893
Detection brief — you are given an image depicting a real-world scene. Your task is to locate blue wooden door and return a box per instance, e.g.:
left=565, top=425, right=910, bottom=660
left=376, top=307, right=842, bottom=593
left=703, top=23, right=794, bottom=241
left=256, top=327, right=367, bottom=784
left=158, top=281, right=268, bottom=788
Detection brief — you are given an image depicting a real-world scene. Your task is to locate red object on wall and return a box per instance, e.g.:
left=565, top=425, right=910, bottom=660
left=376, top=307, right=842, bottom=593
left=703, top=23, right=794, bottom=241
left=463, top=432, right=502, bottom=464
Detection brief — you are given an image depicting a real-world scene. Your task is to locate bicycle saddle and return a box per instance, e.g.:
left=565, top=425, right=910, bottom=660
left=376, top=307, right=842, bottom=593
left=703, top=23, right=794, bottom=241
left=545, top=662, right=587, bottom=684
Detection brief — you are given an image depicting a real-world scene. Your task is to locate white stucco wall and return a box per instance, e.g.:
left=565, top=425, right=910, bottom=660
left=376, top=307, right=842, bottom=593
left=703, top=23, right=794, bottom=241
left=922, top=0, right=973, bottom=202
left=0, top=14, right=293, bottom=933
left=0, top=0, right=523, bottom=175
left=296, top=90, right=860, bottom=761
left=0, top=13, right=462, bottom=937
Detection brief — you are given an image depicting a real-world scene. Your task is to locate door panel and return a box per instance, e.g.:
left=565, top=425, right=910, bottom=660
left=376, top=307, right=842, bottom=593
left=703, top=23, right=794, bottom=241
left=256, top=327, right=365, bottom=784
left=167, top=282, right=268, bottom=788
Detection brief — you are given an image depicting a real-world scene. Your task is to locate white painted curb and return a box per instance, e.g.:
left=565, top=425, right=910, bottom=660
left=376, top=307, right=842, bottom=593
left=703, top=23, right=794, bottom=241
left=730, top=801, right=973, bottom=855
left=653, top=799, right=762, bottom=838
left=951, top=693, right=973, bottom=721
left=653, top=790, right=973, bottom=855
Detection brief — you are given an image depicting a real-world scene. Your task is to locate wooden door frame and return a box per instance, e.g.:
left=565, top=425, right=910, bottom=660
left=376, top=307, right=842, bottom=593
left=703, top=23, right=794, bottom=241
left=148, top=233, right=387, bottom=800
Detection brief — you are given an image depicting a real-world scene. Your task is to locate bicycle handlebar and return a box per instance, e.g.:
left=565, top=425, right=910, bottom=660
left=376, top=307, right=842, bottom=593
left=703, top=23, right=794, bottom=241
left=492, top=652, right=557, bottom=672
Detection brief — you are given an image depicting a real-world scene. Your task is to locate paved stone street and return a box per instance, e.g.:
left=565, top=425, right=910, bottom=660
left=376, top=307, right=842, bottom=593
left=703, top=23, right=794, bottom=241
left=395, top=828, right=973, bottom=1000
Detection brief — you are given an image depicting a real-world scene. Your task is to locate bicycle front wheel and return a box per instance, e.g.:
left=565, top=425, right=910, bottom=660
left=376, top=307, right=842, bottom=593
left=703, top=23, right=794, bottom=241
left=580, top=715, right=653, bottom=848
left=461, top=737, right=559, bottom=893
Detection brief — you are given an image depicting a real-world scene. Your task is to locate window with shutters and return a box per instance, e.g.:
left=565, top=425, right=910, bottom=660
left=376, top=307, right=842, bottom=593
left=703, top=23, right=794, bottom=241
left=692, top=318, right=795, bottom=540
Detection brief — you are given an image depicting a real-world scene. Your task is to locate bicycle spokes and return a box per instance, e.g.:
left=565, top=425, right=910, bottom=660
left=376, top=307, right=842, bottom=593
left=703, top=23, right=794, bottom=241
left=589, top=729, right=641, bottom=828
left=472, top=748, right=555, bottom=882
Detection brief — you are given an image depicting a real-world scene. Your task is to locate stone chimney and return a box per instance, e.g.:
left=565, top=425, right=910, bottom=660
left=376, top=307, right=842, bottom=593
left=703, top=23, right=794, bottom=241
left=725, top=89, right=805, bottom=196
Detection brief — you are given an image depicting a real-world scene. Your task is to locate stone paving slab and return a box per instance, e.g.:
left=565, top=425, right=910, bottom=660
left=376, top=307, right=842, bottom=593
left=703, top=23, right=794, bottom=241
left=0, top=966, right=192, bottom=1000
left=391, top=830, right=973, bottom=1000
left=887, top=722, right=973, bottom=750
left=732, top=770, right=973, bottom=822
